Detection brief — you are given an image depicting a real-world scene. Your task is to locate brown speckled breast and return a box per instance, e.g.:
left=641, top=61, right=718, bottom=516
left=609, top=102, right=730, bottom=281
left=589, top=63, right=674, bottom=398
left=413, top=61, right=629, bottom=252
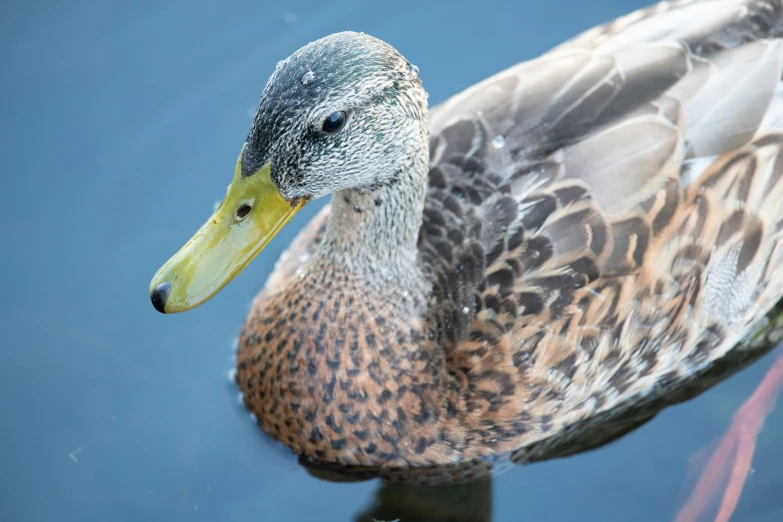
left=236, top=258, right=472, bottom=468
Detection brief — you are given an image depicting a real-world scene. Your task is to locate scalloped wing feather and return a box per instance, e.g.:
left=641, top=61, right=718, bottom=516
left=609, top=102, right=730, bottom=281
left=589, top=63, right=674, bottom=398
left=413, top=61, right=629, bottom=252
left=422, top=0, right=783, bottom=458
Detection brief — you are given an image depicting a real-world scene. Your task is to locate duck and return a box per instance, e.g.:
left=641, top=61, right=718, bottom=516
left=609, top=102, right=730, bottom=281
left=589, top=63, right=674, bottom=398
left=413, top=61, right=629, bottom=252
left=150, top=0, right=783, bottom=484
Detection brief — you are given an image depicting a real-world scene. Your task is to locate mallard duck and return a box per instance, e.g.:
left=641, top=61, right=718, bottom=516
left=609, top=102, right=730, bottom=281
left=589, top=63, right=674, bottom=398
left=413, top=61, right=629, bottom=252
left=150, top=0, right=783, bottom=484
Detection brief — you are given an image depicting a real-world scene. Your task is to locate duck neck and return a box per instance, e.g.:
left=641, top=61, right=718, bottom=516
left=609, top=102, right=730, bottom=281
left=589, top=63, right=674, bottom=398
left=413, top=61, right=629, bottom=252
left=317, top=131, right=430, bottom=283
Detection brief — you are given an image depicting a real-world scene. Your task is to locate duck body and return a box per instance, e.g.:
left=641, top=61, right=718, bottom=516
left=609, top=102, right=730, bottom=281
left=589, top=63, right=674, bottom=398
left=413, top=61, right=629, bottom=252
left=151, top=0, right=783, bottom=482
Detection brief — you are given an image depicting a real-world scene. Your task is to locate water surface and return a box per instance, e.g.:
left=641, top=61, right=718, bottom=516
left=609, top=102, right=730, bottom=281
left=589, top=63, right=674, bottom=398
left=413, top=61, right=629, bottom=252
left=2, top=1, right=782, bottom=520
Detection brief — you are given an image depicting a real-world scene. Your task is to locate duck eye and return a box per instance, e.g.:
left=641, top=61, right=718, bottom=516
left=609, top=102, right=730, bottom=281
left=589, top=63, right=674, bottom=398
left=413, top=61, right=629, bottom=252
left=322, top=111, right=348, bottom=133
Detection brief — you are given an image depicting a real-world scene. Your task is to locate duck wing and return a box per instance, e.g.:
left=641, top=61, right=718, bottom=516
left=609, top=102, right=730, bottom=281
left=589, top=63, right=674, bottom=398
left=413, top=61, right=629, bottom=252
left=420, top=0, right=783, bottom=459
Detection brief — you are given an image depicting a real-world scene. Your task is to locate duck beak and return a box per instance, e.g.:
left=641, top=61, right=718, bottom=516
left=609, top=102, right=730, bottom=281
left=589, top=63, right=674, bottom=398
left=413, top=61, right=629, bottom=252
left=149, top=147, right=306, bottom=313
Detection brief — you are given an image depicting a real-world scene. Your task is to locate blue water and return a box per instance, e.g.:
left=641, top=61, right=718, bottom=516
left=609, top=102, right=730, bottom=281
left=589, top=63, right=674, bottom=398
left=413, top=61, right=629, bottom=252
left=1, top=0, right=782, bottom=520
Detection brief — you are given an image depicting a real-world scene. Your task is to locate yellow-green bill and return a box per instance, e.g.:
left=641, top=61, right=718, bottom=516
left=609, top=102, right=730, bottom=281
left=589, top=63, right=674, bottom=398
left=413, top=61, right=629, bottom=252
left=149, top=147, right=305, bottom=313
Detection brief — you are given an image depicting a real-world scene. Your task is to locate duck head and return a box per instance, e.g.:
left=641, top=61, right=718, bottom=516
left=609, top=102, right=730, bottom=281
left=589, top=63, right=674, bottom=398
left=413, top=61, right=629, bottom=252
left=149, top=32, right=425, bottom=313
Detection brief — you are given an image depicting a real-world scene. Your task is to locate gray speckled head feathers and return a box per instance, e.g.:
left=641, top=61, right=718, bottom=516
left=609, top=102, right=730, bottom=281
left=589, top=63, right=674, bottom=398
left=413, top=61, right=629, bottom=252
left=243, top=32, right=428, bottom=201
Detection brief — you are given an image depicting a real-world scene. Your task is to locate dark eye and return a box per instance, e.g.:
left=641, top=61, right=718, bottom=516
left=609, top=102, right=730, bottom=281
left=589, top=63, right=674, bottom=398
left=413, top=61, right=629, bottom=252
left=322, top=111, right=348, bottom=133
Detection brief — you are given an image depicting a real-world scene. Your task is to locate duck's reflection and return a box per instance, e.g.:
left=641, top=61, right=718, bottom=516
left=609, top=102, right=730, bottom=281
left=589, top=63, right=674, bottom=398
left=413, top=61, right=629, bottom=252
left=354, top=478, right=492, bottom=522
left=302, top=463, right=492, bottom=522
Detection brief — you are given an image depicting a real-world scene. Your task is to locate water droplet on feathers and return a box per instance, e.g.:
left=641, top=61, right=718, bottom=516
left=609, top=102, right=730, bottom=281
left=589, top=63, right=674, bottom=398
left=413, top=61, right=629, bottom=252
left=301, top=70, right=315, bottom=84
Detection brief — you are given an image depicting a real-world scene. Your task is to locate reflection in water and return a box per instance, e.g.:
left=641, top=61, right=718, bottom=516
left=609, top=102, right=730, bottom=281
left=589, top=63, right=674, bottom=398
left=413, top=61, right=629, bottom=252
left=677, top=347, right=783, bottom=522
left=302, top=464, right=492, bottom=522
left=355, top=479, right=492, bottom=522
